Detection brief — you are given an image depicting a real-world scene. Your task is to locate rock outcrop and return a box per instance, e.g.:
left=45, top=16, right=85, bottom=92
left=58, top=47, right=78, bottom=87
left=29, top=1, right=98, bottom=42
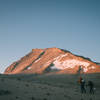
left=4, top=48, right=100, bottom=74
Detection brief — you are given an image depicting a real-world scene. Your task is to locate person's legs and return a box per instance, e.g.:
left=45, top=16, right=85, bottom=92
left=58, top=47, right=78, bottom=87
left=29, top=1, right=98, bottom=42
left=90, top=88, right=94, bottom=94
left=91, top=88, right=94, bottom=94
left=81, top=86, right=83, bottom=93
left=81, top=86, right=86, bottom=93
left=90, top=88, right=91, bottom=94
left=83, top=87, right=86, bottom=93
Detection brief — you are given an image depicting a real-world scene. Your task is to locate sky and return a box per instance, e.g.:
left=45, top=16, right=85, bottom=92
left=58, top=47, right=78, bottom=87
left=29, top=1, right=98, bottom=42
left=0, top=0, right=100, bottom=73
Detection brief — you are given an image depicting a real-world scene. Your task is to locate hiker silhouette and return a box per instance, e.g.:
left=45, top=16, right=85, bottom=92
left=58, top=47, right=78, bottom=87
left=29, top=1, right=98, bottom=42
left=87, top=81, right=94, bottom=94
left=77, top=66, right=84, bottom=75
left=78, top=76, right=82, bottom=84
left=79, top=78, right=86, bottom=93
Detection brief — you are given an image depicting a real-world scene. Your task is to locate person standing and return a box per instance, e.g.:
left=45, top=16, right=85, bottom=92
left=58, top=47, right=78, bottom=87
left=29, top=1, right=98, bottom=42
left=87, top=81, right=94, bottom=94
left=80, top=79, right=86, bottom=93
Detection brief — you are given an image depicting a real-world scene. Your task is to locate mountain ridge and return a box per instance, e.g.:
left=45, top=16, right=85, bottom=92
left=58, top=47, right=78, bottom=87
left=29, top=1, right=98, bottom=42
left=4, top=47, right=100, bottom=74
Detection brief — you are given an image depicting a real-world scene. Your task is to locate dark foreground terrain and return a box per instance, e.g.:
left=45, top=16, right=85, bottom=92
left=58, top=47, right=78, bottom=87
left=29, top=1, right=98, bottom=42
left=0, top=73, right=100, bottom=100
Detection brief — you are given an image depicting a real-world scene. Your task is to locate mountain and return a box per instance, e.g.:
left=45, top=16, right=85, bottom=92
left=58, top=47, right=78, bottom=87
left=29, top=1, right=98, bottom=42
left=4, top=48, right=100, bottom=74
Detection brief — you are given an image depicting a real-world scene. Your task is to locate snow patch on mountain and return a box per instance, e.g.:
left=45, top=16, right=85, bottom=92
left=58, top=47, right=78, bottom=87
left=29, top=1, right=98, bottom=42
left=53, top=59, right=90, bottom=71
left=89, top=66, right=95, bottom=70
left=83, top=66, right=88, bottom=72
left=91, top=66, right=95, bottom=69
left=27, top=67, right=31, bottom=70
left=34, top=58, right=41, bottom=63
left=50, top=65, right=61, bottom=70
left=54, top=54, right=68, bottom=61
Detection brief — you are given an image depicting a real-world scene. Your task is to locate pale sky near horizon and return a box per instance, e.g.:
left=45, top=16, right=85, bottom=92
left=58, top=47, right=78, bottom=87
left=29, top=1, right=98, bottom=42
left=0, top=0, right=100, bottom=73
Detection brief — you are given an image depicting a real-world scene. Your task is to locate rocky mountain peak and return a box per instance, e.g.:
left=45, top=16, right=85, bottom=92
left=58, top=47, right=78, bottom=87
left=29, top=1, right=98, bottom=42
left=4, top=47, right=100, bottom=74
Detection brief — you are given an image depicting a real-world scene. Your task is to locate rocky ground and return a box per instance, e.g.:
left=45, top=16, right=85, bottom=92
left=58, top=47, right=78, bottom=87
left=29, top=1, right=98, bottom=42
left=0, top=73, right=100, bottom=100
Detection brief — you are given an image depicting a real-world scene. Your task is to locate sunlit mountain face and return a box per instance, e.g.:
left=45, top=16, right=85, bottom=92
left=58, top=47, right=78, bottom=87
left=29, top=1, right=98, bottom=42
left=4, top=48, right=100, bottom=74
